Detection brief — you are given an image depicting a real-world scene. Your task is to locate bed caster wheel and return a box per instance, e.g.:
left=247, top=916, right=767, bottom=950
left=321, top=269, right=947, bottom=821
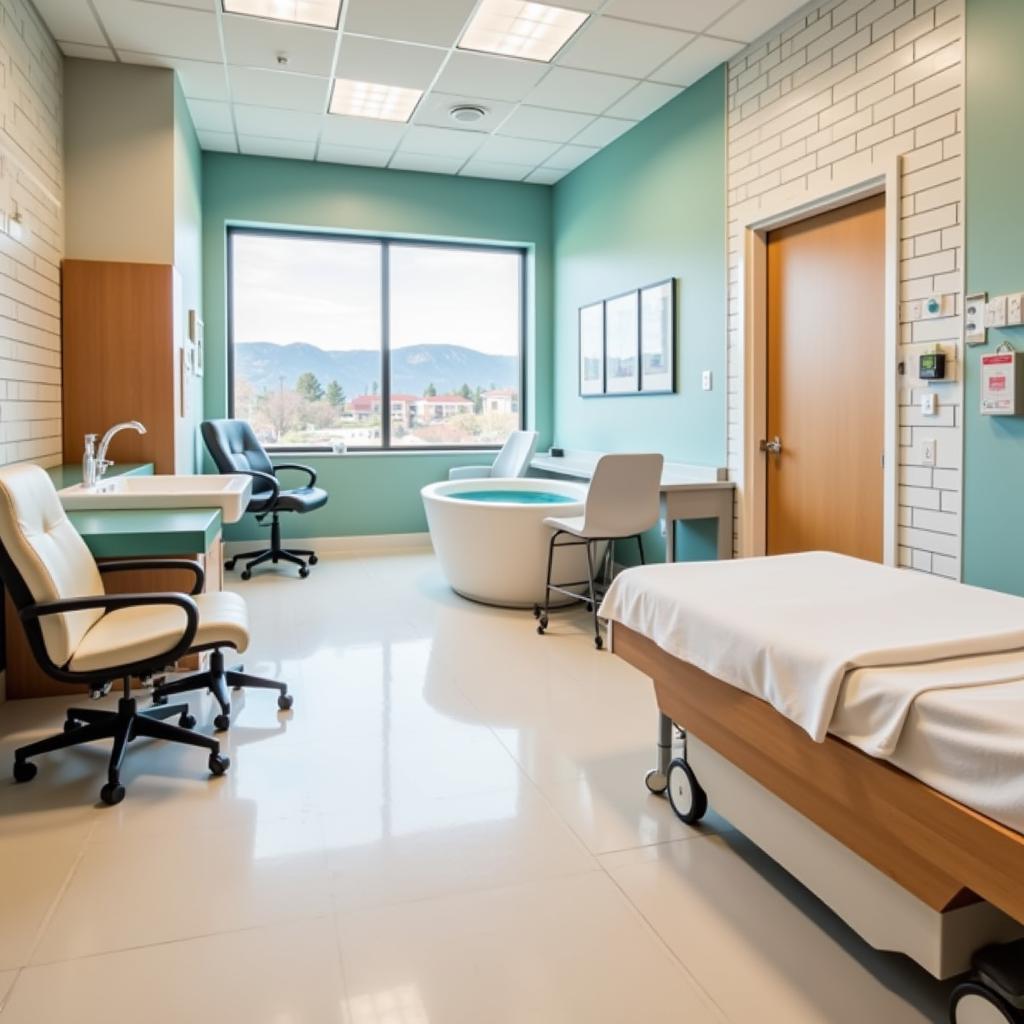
left=178, top=713, right=196, bottom=730
left=949, top=982, right=1018, bottom=1023
left=645, top=769, right=668, bottom=795
left=208, top=753, right=230, bottom=776
left=214, top=713, right=231, bottom=732
left=100, top=782, right=125, bottom=806
left=277, top=694, right=293, bottom=711
left=594, top=635, right=604, bottom=650
left=299, top=566, right=310, bottom=578
left=667, top=758, right=708, bottom=825
left=152, top=693, right=167, bottom=706
left=225, top=558, right=237, bottom=571
left=13, top=760, right=37, bottom=783
left=308, top=554, right=318, bottom=565
left=240, top=569, right=252, bottom=581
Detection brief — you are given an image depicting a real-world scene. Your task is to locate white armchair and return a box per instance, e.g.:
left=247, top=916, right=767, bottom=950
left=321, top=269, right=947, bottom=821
left=449, top=430, right=539, bottom=481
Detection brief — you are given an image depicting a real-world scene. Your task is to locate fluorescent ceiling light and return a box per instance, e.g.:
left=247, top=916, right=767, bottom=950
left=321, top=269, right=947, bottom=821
left=458, top=0, right=588, bottom=63
left=329, top=79, right=423, bottom=122
left=222, top=0, right=342, bottom=30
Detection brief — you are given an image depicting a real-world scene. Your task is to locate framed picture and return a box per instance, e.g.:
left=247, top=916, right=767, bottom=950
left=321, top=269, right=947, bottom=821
left=604, top=289, right=640, bottom=394
left=640, top=279, right=675, bottom=393
left=579, top=301, right=605, bottom=396
left=189, top=310, right=205, bottom=377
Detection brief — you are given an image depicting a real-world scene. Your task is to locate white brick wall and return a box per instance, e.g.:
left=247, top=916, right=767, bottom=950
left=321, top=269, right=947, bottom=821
left=0, top=0, right=62, bottom=468
left=727, top=0, right=964, bottom=578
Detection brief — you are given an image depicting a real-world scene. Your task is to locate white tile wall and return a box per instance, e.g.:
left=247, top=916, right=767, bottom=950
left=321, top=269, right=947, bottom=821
left=726, top=0, right=964, bottom=578
left=0, top=0, right=63, bottom=468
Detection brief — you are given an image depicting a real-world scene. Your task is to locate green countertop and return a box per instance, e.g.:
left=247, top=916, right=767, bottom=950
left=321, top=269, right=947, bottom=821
left=68, top=507, right=222, bottom=558
left=47, top=462, right=154, bottom=490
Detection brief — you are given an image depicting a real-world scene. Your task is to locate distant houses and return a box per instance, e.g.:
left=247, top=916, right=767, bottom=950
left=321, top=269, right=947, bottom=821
left=482, top=388, right=518, bottom=415
left=350, top=391, right=486, bottom=428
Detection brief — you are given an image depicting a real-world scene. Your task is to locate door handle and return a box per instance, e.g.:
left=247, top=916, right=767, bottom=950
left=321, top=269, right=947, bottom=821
left=759, top=436, right=783, bottom=455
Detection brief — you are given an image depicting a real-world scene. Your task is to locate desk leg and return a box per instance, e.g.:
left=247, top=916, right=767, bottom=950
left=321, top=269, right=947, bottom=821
left=645, top=712, right=674, bottom=795
left=716, top=491, right=734, bottom=560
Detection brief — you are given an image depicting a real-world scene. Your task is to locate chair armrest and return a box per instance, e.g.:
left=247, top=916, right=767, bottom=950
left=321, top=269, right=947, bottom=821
left=97, top=559, right=205, bottom=595
left=20, top=592, right=200, bottom=681
left=272, top=462, right=317, bottom=488
left=236, top=469, right=280, bottom=512
left=448, top=466, right=492, bottom=481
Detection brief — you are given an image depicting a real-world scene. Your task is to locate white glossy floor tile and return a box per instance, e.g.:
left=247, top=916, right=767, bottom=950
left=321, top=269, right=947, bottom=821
left=32, top=816, right=331, bottom=963
left=2, top=917, right=347, bottom=1024
left=335, top=872, right=725, bottom=1024
left=602, top=833, right=951, bottom=1024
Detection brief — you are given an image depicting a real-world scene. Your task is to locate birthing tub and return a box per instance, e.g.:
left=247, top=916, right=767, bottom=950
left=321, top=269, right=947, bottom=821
left=421, top=478, right=599, bottom=608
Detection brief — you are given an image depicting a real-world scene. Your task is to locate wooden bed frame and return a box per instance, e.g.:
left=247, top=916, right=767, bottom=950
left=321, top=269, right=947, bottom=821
left=612, top=623, right=1024, bottom=928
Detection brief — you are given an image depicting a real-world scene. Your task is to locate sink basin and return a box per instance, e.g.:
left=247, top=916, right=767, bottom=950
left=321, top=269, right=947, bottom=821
left=59, top=475, right=253, bottom=524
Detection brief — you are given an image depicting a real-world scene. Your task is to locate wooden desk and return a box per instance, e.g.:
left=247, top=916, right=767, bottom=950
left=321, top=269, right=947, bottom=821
left=530, top=451, right=736, bottom=561
left=4, top=507, right=223, bottom=700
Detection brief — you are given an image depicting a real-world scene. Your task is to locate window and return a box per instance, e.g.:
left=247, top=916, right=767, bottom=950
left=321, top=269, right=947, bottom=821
left=229, top=230, right=524, bottom=450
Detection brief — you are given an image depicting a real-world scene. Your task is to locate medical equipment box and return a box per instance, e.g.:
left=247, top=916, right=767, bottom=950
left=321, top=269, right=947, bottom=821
left=980, top=350, right=1024, bottom=416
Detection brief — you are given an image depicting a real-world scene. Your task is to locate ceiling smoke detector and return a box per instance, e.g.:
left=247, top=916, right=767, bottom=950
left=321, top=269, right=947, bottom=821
left=449, top=104, right=487, bottom=125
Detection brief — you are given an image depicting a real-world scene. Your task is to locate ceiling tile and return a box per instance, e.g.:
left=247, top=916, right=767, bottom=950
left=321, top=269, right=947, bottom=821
left=119, top=52, right=230, bottom=101
left=497, top=106, right=593, bottom=143
left=59, top=42, right=117, bottom=61
left=197, top=129, right=238, bottom=153
left=525, top=166, right=567, bottom=185
left=238, top=135, right=316, bottom=160
left=603, top=0, right=733, bottom=32
left=91, top=0, right=222, bottom=62
left=234, top=104, right=324, bottom=140
left=473, top=135, right=560, bottom=166
left=343, top=0, right=478, bottom=48
left=229, top=67, right=328, bottom=112
left=33, top=0, right=105, bottom=45
left=140, top=0, right=215, bottom=9
left=460, top=160, right=529, bottom=181
left=542, top=143, right=599, bottom=170
left=709, top=0, right=806, bottom=43
left=570, top=115, right=634, bottom=147
left=389, top=152, right=466, bottom=175
left=651, top=35, right=742, bottom=87
left=335, top=36, right=445, bottom=91
left=188, top=98, right=235, bottom=132
left=319, top=114, right=405, bottom=148
left=397, top=125, right=482, bottom=159
left=524, top=67, right=636, bottom=116
left=412, top=92, right=515, bottom=133
left=433, top=51, right=548, bottom=103
left=605, top=81, right=681, bottom=120
left=318, top=143, right=391, bottom=167
left=559, top=16, right=692, bottom=78
left=222, top=14, right=336, bottom=76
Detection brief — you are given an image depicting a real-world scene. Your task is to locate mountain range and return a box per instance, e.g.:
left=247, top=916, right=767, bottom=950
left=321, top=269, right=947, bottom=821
left=235, top=342, right=517, bottom=399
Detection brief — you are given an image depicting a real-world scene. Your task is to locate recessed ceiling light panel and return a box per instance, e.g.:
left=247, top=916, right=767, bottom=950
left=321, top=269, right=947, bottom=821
left=458, top=0, right=588, bottom=63
left=329, top=79, right=423, bottom=122
left=222, top=0, right=342, bottom=30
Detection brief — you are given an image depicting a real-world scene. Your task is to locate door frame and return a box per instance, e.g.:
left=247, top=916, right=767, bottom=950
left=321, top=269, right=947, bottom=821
left=736, top=156, right=902, bottom=565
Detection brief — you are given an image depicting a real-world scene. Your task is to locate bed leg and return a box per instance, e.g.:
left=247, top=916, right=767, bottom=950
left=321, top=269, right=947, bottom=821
left=645, top=712, right=674, bottom=795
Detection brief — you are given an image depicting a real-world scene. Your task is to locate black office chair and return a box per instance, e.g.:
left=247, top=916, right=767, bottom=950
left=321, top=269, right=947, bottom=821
left=201, top=419, right=329, bottom=579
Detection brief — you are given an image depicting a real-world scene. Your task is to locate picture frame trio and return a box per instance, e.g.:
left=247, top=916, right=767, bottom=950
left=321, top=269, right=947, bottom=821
left=579, top=278, right=675, bottom=397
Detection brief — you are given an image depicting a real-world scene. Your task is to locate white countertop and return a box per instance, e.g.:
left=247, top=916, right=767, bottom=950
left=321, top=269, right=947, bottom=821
left=530, top=451, right=733, bottom=492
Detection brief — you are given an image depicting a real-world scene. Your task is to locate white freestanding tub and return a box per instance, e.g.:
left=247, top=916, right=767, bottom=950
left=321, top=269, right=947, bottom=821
left=422, top=478, right=598, bottom=608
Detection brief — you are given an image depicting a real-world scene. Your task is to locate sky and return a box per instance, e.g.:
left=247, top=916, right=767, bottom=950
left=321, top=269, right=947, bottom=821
left=232, top=233, right=521, bottom=357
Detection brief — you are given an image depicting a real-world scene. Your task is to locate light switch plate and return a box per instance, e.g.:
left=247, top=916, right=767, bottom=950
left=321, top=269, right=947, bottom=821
left=987, top=295, right=1009, bottom=329
left=1009, top=293, right=1024, bottom=326
left=920, top=392, right=937, bottom=416
left=701, top=370, right=712, bottom=391
left=921, top=438, right=937, bottom=467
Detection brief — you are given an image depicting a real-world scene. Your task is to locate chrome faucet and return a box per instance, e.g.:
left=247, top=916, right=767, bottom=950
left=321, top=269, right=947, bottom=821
left=83, top=421, right=146, bottom=488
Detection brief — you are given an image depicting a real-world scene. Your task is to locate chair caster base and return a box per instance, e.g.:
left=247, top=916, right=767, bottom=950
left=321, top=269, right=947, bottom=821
left=178, top=713, right=196, bottom=730
left=308, top=554, right=318, bottom=565
left=594, top=635, right=604, bottom=650
left=225, top=558, right=237, bottom=571
left=209, top=753, right=230, bottom=776
left=645, top=769, right=668, bottom=795
left=152, top=694, right=168, bottom=706
left=100, top=781, right=125, bottom=806
left=13, top=760, right=37, bottom=783
left=63, top=719, right=79, bottom=733
left=532, top=604, right=541, bottom=619
left=240, top=570, right=252, bottom=581
left=277, top=694, right=293, bottom=711
left=214, top=714, right=231, bottom=732
left=299, top=566, right=310, bottom=578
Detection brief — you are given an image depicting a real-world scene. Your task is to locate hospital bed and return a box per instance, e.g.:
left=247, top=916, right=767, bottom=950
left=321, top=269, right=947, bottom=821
left=600, top=552, right=1024, bottom=1024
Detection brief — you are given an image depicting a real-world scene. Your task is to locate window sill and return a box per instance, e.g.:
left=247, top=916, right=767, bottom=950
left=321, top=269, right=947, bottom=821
left=266, top=448, right=501, bottom=458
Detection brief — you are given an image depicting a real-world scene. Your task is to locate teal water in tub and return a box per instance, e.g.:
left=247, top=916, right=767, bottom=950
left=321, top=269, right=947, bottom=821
left=450, top=490, right=576, bottom=505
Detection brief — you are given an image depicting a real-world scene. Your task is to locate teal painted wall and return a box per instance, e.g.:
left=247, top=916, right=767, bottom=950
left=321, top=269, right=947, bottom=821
left=551, top=66, right=728, bottom=562
left=963, top=0, right=1024, bottom=594
left=201, top=153, right=553, bottom=540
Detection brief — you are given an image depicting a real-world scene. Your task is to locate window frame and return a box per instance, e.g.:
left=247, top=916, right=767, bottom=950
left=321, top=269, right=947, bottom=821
left=226, top=226, right=528, bottom=453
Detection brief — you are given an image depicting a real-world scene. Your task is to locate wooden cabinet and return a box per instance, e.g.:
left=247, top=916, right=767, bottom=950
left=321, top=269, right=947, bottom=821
left=62, top=260, right=184, bottom=473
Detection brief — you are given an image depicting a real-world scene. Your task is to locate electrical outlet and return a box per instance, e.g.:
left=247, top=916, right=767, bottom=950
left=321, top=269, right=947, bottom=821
left=921, top=438, right=937, bottom=467
left=987, top=295, right=1008, bottom=329
left=701, top=370, right=713, bottom=391
left=1009, top=293, right=1024, bottom=326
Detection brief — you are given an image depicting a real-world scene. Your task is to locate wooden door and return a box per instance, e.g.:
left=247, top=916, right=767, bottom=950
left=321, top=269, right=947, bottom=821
left=765, top=194, right=885, bottom=561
